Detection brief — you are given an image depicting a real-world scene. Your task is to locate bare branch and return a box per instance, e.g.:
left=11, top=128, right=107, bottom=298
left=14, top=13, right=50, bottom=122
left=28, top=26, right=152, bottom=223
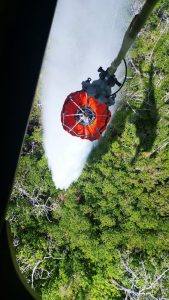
left=31, top=260, right=43, bottom=289
left=111, top=252, right=169, bottom=300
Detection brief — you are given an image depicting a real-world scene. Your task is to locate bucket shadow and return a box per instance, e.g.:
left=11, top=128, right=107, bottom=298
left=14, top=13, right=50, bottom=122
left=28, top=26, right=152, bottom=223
left=131, top=62, right=159, bottom=164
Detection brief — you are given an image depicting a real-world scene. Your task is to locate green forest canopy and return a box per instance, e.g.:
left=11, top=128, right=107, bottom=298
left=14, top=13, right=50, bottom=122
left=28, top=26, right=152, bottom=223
left=7, top=1, right=169, bottom=299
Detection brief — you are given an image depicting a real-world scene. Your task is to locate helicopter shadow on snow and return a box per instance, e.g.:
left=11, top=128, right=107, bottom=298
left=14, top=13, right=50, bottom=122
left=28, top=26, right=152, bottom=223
left=130, top=61, right=159, bottom=164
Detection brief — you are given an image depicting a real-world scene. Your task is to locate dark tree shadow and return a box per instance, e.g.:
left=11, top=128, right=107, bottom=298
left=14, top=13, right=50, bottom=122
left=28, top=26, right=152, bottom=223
left=131, top=62, right=159, bottom=164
